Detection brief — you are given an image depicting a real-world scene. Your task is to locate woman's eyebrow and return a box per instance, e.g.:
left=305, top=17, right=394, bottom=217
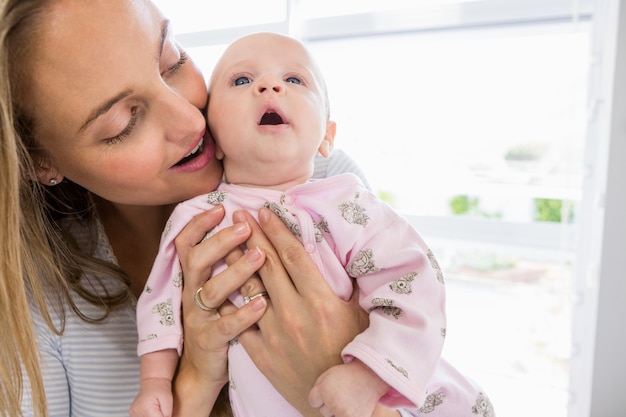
left=77, top=20, right=171, bottom=135
left=78, top=90, right=133, bottom=134
left=157, top=20, right=170, bottom=62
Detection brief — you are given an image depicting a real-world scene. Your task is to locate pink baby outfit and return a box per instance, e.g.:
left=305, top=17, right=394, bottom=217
left=137, top=173, right=494, bottom=416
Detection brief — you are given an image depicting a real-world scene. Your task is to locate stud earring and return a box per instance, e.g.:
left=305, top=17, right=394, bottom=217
left=49, top=178, right=58, bottom=185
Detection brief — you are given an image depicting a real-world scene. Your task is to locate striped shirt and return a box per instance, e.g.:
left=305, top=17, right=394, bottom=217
left=22, top=221, right=140, bottom=417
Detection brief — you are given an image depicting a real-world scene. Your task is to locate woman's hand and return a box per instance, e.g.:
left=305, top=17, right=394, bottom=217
left=234, top=207, right=369, bottom=416
left=171, top=206, right=268, bottom=417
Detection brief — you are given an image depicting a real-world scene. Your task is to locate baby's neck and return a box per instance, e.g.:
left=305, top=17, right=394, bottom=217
left=223, top=173, right=312, bottom=192
left=223, top=179, right=309, bottom=192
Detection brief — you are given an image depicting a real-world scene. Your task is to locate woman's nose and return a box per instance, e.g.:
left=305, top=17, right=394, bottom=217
left=161, top=92, right=205, bottom=142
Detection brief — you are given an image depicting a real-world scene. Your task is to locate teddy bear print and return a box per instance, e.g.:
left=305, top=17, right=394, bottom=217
left=385, top=358, right=409, bottom=378
left=152, top=298, right=174, bottom=327
left=264, top=201, right=301, bottom=237
left=347, top=248, right=380, bottom=278
left=206, top=190, right=227, bottom=206
left=370, top=298, right=402, bottom=319
left=471, top=392, right=495, bottom=417
left=417, top=392, right=445, bottom=414
left=172, top=271, right=182, bottom=288
left=390, top=272, right=417, bottom=294
left=426, top=249, right=445, bottom=284
left=162, top=219, right=172, bottom=238
left=338, top=192, right=370, bottom=227
left=313, top=215, right=329, bottom=242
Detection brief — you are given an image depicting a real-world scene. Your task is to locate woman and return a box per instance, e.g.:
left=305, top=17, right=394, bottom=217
left=1, top=0, right=370, bottom=416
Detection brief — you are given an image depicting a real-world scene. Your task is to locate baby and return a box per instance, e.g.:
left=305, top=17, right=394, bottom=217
left=133, top=32, right=482, bottom=417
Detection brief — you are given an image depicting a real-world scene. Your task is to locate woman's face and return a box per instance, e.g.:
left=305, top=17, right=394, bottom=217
left=26, top=0, right=222, bottom=206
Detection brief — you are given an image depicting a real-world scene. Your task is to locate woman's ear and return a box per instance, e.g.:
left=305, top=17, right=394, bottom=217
left=318, top=120, right=336, bottom=158
left=35, top=162, right=63, bottom=186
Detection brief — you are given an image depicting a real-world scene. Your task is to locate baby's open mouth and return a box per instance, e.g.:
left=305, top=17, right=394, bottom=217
left=259, top=111, right=284, bottom=125
left=175, top=139, right=204, bottom=166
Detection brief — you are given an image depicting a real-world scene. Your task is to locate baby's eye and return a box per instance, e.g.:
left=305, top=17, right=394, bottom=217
left=285, top=76, right=302, bottom=85
left=234, top=76, right=251, bottom=86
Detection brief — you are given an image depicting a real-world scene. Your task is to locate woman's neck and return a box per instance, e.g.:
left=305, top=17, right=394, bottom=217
left=94, top=197, right=175, bottom=298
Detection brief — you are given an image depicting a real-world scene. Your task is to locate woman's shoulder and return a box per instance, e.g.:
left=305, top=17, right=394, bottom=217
left=61, top=216, right=118, bottom=264
left=28, top=286, right=140, bottom=416
left=312, top=149, right=371, bottom=190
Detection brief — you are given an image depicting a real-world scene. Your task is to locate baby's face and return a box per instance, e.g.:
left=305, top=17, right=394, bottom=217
left=206, top=33, right=334, bottom=188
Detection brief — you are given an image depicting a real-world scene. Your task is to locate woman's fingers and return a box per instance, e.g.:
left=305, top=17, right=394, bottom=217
left=195, top=246, right=266, bottom=313
left=258, top=207, right=336, bottom=297
left=176, top=206, right=266, bottom=347
left=219, top=295, right=267, bottom=324
left=225, top=207, right=372, bottom=415
left=176, top=206, right=270, bottom=322
left=175, top=205, right=226, bottom=260
left=223, top=244, right=268, bottom=307
left=235, top=208, right=332, bottom=299
left=215, top=297, right=268, bottom=340
left=176, top=207, right=270, bottom=392
left=232, top=209, right=298, bottom=301
left=176, top=208, right=253, bottom=296
left=179, top=298, right=267, bottom=386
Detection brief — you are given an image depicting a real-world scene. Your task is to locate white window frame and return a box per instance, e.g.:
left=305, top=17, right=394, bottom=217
left=173, top=0, right=594, bottom=46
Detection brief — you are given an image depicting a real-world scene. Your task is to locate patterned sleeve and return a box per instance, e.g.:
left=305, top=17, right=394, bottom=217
left=316, top=178, right=447, bottom=409
left=136, top=194, right=218, bottom=357
left=136, top=201, right=198, bottom=357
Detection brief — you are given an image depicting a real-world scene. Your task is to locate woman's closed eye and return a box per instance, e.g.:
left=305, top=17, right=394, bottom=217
left=104, top=107, right=139, bottom=145
left=165, top=50, right=188, bottom=74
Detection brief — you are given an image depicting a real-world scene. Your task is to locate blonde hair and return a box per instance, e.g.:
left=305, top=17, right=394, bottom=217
left=1, top=1, right=131, bottom=415
left=1, top=2, right=48, bottom=415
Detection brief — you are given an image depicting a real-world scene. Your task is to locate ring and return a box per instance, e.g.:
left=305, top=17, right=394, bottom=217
left=194, top=286, right=217, bottom=311
left=243, top=291, right=269, bottom=304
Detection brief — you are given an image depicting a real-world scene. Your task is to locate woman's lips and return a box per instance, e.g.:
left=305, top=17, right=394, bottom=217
left=174, top=138, right=204, bottom=166
left=170, top=130, right=216, bottom=173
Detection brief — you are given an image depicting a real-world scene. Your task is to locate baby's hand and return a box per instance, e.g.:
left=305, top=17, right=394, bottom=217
left=308, top=359, right=390, bottom=417
left=130, top=377, right=174, bottom=417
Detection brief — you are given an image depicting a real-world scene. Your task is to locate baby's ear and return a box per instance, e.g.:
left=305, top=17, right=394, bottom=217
left=205, top=124, right=224, bottom=160
left=318, top=120, right=336, bottom=158
left=214, top=141, right=225, bottom=160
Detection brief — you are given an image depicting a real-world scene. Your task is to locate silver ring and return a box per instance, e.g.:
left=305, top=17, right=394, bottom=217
left=243, top=291, right=269, bottom=304
left=194, top=286, right=217, bottom=311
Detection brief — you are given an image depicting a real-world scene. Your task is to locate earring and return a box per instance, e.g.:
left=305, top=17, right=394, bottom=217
left=49, top=178, right=58, bottom=185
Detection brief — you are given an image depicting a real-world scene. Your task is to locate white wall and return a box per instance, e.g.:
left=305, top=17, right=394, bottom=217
left=569, top=1, right=626, bottom=415
left=589, top=0, right=626, bottom=414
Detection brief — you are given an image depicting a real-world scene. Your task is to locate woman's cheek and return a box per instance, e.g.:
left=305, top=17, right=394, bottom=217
left=177, top=65, right=208, bottom=110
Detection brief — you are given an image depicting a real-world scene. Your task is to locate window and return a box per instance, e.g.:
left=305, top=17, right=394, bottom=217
left=307, top=23, right=588, bottom=417
left=153, top=1, right=598, bottom=415
left=155, top=0, right=286, bottom=33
